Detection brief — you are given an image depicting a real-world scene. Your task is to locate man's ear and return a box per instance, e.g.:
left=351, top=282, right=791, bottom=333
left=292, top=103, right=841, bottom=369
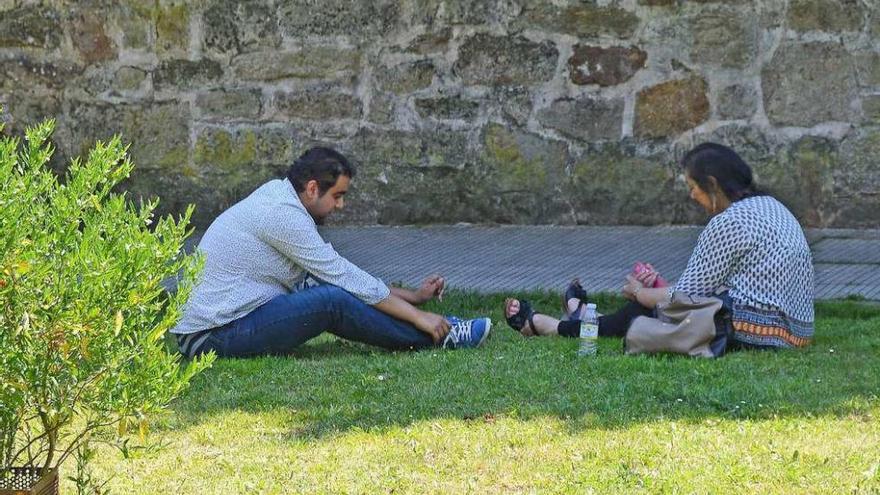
left=304, top=179, right=321, bottom=199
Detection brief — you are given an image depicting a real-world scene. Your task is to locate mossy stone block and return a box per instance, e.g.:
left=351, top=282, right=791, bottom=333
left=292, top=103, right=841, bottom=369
left=454, top=33, right=558, bottom=87
left=232, top=49, right=360, bottom=82
left=0, top=6, right=62, bottom=48
left=156, top=3, right=190, bottom=56
left=788, top=0, right=864, bottom=33
left=196, top=88, right=262, bottom=119
left=154, top=59, right=223, bottom=90
left=538, top=98, right=624, bottom=141
left=690, top=6, right=758, bottom=69
left=762, top=42, right=858, bottom=126
left=375, top=60, right=435, bottom=94
left=635, top=77, right=709, bottom=138
left=517, top=4, right=639, bottom=39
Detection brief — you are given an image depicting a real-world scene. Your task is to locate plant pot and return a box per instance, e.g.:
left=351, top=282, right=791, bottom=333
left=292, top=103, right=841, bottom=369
left=0, top=467, right=59, bottom=495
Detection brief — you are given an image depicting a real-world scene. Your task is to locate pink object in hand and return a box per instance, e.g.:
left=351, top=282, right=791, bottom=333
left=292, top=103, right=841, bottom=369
left=632, top=262, right=669, bottom=288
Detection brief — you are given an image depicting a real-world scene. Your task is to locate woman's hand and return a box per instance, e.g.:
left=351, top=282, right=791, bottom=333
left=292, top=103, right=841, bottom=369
left=622, top=274, right=645, bottom=302
left=635, top=263, right=660, bottom=288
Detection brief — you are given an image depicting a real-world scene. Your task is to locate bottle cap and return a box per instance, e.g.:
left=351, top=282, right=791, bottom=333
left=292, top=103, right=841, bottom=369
left=586, top=303, right=597, bottom=309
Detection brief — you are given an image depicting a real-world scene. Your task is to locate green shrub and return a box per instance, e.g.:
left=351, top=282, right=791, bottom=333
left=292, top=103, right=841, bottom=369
left=0, top=117, right=213, bottom=483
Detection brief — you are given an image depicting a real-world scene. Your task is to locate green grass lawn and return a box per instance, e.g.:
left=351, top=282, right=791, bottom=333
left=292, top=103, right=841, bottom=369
left=87, top=293, right=880, bottom=494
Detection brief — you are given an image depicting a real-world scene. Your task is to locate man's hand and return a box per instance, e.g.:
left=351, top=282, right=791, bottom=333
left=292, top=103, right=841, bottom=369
left=374, top=294, right=449, bottom=343
left=414, top=311, right=451, bottom=344
left=415, top=274, right=446, bottom=304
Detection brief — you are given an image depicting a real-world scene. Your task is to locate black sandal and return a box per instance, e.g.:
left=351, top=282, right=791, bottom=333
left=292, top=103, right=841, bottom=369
left=562, top=279, right=589, bottom=320
left=505, top=299, right=536, bottom=335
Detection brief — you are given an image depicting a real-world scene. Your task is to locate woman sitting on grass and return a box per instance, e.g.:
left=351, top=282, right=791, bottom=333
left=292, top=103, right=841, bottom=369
left=504, top=142, right=815, bottom=350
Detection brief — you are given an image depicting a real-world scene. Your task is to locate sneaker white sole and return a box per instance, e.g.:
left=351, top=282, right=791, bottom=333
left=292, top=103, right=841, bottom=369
left=477, top=318, right=492, bottom=347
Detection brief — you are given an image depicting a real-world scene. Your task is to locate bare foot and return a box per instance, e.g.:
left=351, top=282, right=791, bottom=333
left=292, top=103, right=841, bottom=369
left=566, top=298, right=586, bottom=320
left=504, top=298, right=536, bottom=337
left=562, top=278, right=588, bottom=321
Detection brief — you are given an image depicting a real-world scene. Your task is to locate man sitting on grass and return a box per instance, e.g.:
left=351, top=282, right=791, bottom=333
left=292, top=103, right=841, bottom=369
left=172, top=147, right=491, bottom=358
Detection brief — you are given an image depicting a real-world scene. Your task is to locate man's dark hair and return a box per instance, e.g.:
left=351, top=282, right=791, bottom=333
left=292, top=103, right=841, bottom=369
left=286, top=147, right=356, bottom=195
left=681, top=142, right=763, bottom=203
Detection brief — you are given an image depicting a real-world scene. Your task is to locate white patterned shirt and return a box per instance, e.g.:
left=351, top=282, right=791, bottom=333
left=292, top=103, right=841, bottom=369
left=674, top=195, right=815, bottom=345
left=172, top=179, right=390, bottom=335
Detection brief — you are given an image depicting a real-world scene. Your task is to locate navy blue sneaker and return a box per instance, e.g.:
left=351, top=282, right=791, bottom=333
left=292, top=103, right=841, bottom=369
left=443, top=316, right=492, bottom=349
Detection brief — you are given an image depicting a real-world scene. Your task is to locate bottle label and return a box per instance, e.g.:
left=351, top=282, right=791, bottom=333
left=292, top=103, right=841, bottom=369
left=579, top=322, right=598, bottom=339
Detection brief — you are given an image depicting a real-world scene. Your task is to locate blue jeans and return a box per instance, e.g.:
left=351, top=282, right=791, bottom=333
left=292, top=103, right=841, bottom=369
left=197, top=284, right=434, bottom=357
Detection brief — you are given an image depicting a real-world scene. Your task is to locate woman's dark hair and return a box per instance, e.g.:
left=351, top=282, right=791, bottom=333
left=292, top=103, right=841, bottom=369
left=286, top=147, right=356, bottom=195
left=681, top=142, right=762, bottom=202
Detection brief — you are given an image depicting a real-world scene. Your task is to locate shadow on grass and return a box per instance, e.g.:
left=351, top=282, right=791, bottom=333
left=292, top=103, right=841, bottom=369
left=168, top=292, right=880, bottom=440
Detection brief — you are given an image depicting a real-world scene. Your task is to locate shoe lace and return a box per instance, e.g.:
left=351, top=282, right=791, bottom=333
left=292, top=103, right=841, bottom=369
left=445, top=319, right=473, bottom=347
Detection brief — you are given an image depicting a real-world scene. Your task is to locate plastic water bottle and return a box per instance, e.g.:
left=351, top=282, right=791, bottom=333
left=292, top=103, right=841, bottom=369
left=578, top=303, right=598, bottom=357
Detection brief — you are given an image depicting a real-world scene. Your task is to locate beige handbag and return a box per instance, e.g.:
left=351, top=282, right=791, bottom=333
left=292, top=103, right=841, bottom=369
left=625, top=291, right=731, bottom=358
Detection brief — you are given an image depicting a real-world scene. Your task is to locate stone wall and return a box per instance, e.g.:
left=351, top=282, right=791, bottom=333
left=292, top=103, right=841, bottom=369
left=1, top=0, right=878, bottom=228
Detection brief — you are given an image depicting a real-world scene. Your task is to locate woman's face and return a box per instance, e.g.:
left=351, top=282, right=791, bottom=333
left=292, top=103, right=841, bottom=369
left=686, top=175, right=714, bottom=214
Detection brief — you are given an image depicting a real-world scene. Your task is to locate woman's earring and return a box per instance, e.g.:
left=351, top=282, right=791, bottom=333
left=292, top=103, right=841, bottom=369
left=711, top=195, right=717, bottom=213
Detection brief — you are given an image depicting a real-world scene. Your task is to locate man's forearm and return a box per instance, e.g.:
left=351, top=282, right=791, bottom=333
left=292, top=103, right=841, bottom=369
left=390, top=286, right=423, bottom=306
left=373, top=293, right=449, bottom=344
left=374, top=293, right=423, bottom=326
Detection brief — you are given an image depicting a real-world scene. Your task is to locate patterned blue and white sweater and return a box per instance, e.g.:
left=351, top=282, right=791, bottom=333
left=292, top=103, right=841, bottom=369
left=674, top=195, right=815, bottom=348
